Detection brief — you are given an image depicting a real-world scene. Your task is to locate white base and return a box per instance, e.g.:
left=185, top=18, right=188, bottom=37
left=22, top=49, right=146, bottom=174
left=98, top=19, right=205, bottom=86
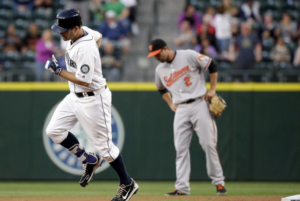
left=282, top=195, right=300, bottom=201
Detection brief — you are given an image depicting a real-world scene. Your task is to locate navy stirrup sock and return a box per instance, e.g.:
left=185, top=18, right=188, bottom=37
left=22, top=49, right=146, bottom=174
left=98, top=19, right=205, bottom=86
left=109, top=154, right=131, bottom=185
left=60, top=132, right=96, bottom=164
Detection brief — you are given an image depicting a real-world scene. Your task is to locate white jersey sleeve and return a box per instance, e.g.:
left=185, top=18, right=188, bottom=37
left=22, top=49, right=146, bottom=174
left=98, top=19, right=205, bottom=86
left=82, top=26, right=102, bottom=42
left=75, top=53, right=95, bottom=83
left=187, top=50, right=212, bottom=70
left=155, top=66, right=165, bottom=90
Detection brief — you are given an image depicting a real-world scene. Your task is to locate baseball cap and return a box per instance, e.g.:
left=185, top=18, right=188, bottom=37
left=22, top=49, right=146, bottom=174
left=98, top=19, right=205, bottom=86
left=147, top=39, right=167, bottom=58
left=51, top=9, right=82, bottom=33
left=105, top=10, right=116, bottom=18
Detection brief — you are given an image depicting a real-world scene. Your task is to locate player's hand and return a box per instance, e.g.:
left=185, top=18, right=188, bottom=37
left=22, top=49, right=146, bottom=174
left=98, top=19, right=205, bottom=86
left=202, top=89, right=215, bottom=101
left=45, top=54, right=62, bottom=75
left=169, top=103, right=178, bottom=112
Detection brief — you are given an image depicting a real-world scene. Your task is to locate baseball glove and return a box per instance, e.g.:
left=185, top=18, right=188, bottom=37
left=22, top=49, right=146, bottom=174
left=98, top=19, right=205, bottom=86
left=208, top=94, right=227, bottom=118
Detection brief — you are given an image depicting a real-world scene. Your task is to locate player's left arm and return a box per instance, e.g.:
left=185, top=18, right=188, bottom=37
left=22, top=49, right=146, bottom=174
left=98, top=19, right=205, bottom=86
left=188, top=50, right=218, bottom=100
left=203, top=60, right=218, bottom=101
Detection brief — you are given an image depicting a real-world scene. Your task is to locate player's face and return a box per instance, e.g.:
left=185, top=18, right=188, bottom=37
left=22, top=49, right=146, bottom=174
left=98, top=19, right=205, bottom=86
left=154, top=49, right=168, bottom=62
left=60, top=27, right=77, bottom=41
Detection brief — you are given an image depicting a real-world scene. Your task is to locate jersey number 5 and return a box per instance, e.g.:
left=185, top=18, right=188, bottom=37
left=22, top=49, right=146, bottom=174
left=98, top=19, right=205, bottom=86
left=184, top=77, right=192, bottom=86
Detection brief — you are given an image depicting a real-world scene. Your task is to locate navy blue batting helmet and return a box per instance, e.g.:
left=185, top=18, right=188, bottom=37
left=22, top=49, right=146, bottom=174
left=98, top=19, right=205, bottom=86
left=51, top=9, right=82, bottom=33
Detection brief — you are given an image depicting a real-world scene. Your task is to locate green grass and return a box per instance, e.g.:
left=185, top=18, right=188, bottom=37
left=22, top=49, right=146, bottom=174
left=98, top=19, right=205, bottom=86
left=0, top=181, right=299, bottom=197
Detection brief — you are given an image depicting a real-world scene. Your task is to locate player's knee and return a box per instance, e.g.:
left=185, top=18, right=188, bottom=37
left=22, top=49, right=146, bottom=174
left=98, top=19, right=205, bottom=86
left=175, top=145, right=188, bottom=156
left=46, top=126, right=67, bottom=144
left=97, top=144, right=120, bottom=163
left=200, top=141, right=215, bottom=151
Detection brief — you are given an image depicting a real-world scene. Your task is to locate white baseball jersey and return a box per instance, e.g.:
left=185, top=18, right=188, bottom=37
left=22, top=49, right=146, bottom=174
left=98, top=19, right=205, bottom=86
left=65, top=26, right=106, bottom=92
left=155, top=50, right=211, bottom=104
left=46, top=26, right=120, bottom=163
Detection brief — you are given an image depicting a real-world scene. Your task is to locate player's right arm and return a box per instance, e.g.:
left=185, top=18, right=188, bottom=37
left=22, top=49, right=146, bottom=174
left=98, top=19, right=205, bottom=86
left=44, top=54, right=91, bottom=87
left=59, top=70, right=90, bottom=86
left=155, top=68, right=177, bottom=112
left=162, top=92, right=177, bottom=112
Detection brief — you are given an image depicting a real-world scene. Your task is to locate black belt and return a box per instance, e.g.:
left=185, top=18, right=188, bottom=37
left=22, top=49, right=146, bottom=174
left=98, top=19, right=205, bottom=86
left=75, top=92, right=95, bottom=98
left=75, top=85, right=107, bottom=98
left=180, top=97, right=202, bottom=104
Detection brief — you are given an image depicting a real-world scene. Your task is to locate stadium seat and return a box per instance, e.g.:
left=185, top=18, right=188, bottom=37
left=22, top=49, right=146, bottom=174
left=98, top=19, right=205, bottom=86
left=262, top=38, right=275, bottom=51
left=33, top=19, right=51, bottom=30
left=262, top=50, right=272, bottom=62
left=32, top=9, right=52, bottom=20
left=0, top=19, right=8, bottom=30
left=208, top=0, right=222, bottom=7
left=255, top=61, right=273, bottom=69
left=12, top=10, right=31, bottom=20
left=189, top=0, right=208, bottom=11
left=21, top=51, right=35, bottom=62
left=218, top=61, right=232, bottom=69
left=14, top=19, right=30, bottom=31
left=2, top=51, right=21, bottom=62
left=0, top=8, right=12, bottom=20
left=53, top=0, right=65, bottom=11
left=288, top=10, right=300, bottom=21
left=0, top=0, right=12, bottom=9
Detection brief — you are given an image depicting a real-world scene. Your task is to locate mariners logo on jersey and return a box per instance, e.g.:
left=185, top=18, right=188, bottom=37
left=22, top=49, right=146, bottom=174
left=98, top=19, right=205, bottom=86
left=43, top=101, right=125, bottom=175
left=80, top=64, right=90, bottom=74
left=66, top=53, right=77, bottom=68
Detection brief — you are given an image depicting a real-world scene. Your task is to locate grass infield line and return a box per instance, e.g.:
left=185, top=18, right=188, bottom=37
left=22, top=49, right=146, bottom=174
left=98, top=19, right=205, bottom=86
left=0, top=82, right=300, bottom=91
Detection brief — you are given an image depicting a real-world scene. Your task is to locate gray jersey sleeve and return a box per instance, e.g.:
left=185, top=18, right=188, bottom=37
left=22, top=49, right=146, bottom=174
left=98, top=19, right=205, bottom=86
left=188, top=50, right=212, bottom=70
left=155, top=66, right=165, bottom=89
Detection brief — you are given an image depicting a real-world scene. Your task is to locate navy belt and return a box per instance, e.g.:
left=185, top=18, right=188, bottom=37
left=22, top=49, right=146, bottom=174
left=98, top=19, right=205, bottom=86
left=75, top=85, right=107, bottom=98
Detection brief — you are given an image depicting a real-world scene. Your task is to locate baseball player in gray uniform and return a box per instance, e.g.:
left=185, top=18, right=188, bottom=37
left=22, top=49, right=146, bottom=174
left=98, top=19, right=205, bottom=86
left=44, top=9, right=138, bottom=201
left=147, top=39, right=226, bottom=196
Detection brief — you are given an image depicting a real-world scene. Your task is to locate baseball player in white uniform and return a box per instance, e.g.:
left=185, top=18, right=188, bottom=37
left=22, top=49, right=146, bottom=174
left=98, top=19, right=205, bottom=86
left=147, top=39, right=226, bottom=196
left=44, top=9, right=138, bottom=201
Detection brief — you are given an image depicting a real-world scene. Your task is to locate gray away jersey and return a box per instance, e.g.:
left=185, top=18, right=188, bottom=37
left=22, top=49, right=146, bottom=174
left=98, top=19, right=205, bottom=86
left=155, top=50, right=211, bottom=104
left=65, top=26, right=106, bottom=92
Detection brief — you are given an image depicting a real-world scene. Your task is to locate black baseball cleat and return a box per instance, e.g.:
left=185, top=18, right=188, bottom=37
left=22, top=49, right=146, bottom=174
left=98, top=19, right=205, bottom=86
left=216, top=184, right=227, bottom=195
left=165, top=189, right=187, bottom=196
left=111, top=178, right=139, bottom=201
left=79, top=153, right=103, bottom=187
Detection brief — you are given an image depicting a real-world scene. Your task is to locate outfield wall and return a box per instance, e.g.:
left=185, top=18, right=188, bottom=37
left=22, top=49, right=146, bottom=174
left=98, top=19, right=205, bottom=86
left=0, top=83, right=299, bottom=181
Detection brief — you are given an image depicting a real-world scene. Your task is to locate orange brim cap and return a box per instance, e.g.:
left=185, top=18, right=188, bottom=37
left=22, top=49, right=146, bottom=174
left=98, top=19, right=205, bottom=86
left=147, top=49, right=162, bottom=58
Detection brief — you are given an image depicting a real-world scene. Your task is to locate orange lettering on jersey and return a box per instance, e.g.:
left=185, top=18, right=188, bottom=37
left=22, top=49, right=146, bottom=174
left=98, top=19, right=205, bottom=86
left=149, top=45, right=153, bottom=51
left=198, top=55, right=205, bottom=61
left=164, top=66, right=191, bottom=87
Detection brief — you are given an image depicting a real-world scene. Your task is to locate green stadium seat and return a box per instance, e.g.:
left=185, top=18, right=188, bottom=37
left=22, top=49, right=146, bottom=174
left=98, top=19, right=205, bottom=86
left=21, top=51, right=35, bottom=62
left=208, top=0, right=222, bottom=7
left=3, top=61, right=19, bottom=69
left=15, top=29, right=26, bottom=38
left=32, top=9, right=52, bottom=20
left=13, top=10, right=32, bottom=20
left=0, top=0, right=12, bottom=9
left=33, top=19, right=51, bottom=30
left=255, top=61, right=273, bottom=69
left=0, top=19, right=8, bottom=30
left=0, top=9, right=12, bottom=20
left=2, top=51, right=21, bottom=62
left=14, top=19, right=30, bottom=30
left=22, top=61, right=35, bottom=69
left=189, top=0, right=208, bottom=11
left=262, top=38, right=275, bottom=51
left=274, top=61, right=293, bottom=69
left=288, top=10, right=300, bottom=21
left=270, top=10, right=282, bottom=22
left=218, top=61, right=232, bottom=69
left=262, top=50, right=272, bottom=62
